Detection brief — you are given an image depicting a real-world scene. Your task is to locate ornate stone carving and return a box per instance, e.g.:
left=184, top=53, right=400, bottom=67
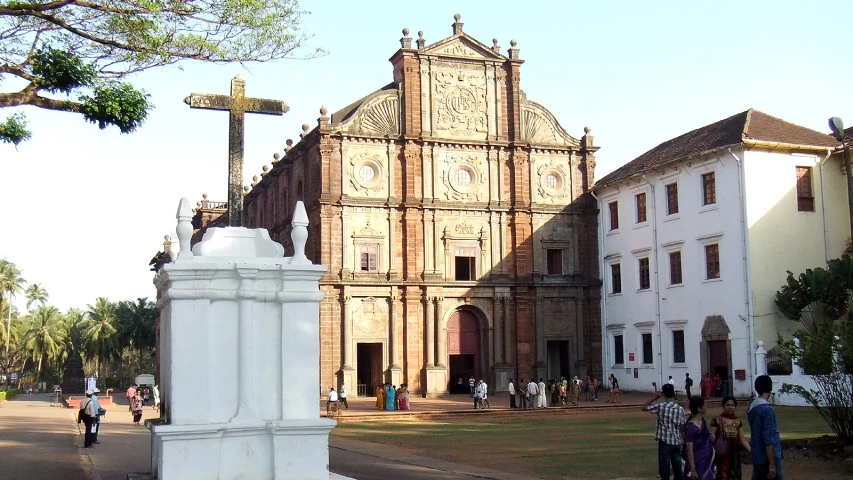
left=433, top=69, right=487, bottom=137
left=455, top=221, right=475, bottom=235
left=521, top=100, right=580, bottom=147
left=439, top=40, right=481, bottom=58
left=337, top=92, right=400, bottom=137
left=348, top=152, right=385, bottom=193
left=354, top=297, right=388, bottom=337
left=358, top=221, right=380, bottom=236
left=536, top=159, right=570, bottom=202
left=440, top=151, right=487, bottom=201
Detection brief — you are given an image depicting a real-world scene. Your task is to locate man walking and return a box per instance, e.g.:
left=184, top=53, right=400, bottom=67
left=79, top=390, right=97, bottom=448
left=469, top=375, right=476, bottom=396
left=684, top=373, right=693, bottom=399
left=508, top=379, right=517, bottom=408
left=518, top=379, right=527, bottom=409
left=537, top=378, right=547, bottom=408
left=643, top=384, right=685, bottom=480
left=748, top=375, right=783, bottom=480
left=90, top=391, right=102, bottom=444
left=527, top=379, right=538, bottom=409
left=339, top=383, right=349, bottom=409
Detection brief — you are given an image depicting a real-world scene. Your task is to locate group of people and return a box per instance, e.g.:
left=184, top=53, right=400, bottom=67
left=375, top=383, right=410, bottom=411
left=505, top=374, right=621, bottom=408
left=646, top=375, right=782, bottom=480
left=126, top=384, right=160, bottom=426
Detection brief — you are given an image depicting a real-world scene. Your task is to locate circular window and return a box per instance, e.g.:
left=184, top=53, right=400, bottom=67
left=455, top=168, right=472, bottom=187
left=359, top=165, right=375, bottom=182
left=545, top=174, right=558, bottom=189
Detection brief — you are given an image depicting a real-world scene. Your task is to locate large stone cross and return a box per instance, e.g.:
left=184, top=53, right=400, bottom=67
left=184, top=75, right=289, bottom=227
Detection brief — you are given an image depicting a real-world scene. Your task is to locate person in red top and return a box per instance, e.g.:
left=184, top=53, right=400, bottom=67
left=125, top=385, right=137, bottom=412
left=712, top=374, right=723, bottom=398
left=700, top=374, right=712, bottom=399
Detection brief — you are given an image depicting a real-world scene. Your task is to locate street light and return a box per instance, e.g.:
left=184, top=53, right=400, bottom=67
left=829, top=117, right=853, bottom=249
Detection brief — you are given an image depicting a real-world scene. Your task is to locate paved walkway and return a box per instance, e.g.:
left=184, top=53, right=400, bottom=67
left=1, top=391, right=717, bottom=480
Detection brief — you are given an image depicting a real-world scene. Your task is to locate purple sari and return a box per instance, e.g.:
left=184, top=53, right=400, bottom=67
left=685, top=418, right=715, bottom=479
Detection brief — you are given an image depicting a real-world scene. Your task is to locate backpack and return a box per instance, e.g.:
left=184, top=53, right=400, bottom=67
left=77, top=399, right=90, bottom=423
left=686, top=377, right=694, bottom=387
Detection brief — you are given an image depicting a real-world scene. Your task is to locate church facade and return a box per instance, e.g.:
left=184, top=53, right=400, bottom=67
left=193, top=15, right=602, bottom=397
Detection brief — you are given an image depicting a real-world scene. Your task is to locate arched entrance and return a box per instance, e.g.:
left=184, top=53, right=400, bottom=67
left=447, top=309, right=481, bottom=393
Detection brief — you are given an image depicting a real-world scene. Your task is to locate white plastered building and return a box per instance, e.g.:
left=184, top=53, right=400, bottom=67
left=592, top=109, right=848, bottom=397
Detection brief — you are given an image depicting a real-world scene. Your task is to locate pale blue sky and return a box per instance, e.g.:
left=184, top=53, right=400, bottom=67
left=1, top=0, right=851, bottom=311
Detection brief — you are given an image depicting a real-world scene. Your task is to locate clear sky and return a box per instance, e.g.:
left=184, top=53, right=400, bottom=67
left=1, top=0, right=852, bottom=312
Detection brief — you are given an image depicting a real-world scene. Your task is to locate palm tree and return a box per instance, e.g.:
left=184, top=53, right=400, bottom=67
left=0, top=259, right=26, bottom=385
left=83, top=297, right=120, bottom=388
left=24, top=305, right=66, bottom=387
left=25, top=284, right=49, bottom=311
left=116, top=298, right=156, bottom=372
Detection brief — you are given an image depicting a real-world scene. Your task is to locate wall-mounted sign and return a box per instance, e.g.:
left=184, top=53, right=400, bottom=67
left=735, top=369, right=746, bottom=381
left=633, top=368, right=639, bottom=379
left=628, top=352, right=635, bottom=362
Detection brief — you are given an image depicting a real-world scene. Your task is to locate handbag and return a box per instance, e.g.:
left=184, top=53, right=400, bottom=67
left=713, top=416, right=729, bottom=457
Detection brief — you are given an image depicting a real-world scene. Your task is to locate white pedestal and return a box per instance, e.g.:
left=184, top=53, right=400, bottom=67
left=424, top=367, right=448, bottom=398
left=151, top=208, right=351, bottom=480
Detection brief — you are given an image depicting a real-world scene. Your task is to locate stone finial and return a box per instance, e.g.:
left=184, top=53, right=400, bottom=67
left=261, top=165, right=269, bottom=176
left=400, top=28, right=412, bottom=49
left=252, top=175, right=259, bottom=186
left=197, top=201, right=202, bottom=207
left=202, top=193, right=208, bottom=199
left=300, top=123, right=310, bottom=139
left=318, top=106, right=329, bottom=128
left=452, top=13, right=463, bottom=35
left=285, top=139, right=293, bottom=152
left=243, top=185, right=250, bottom=193
left=273, top=152, right=280, bottom=162
left=320, top=106, right=328, bottom=116
left=508, top=39, right=520, bottom=60
left=492, top=38, right=500, bottom=53
left=290, top=200, right=311, bottom=265
left=175, top=198, right=194, bottom=261
left=582, top=126, right=595, bottom=148
left=417, top=31, right=425, bottom=50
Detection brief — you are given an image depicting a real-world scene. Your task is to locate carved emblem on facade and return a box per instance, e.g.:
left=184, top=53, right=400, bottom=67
left=348, top=152, right=385, bottom=194
left=354, top=297, right=387, bottom=337
left=455, top=221, right=475, bottom=235
left=359, top=221, right=380, bottom=236
left=536, top=161, right=570, bottom=203
left=440, top=151, right=487, bottom=201
left=440, top=41, right=481, bottom=58
left=433, top=69, right=487, bottom=137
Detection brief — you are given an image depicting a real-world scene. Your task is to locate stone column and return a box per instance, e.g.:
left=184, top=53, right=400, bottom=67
left=342, top=295, right=352, bottom=368
left=534, top=290, right=546, bottom=381
left=493, top=297, right=503, bottom=364
left=503, top=298, right=513, bottom=365
left=425, top=296, right=435, bottom=367
left=388, top=293, right=402, bottom=386
left=755, top=340, right=767, bottom=376
left=435, top=297, right=447, bottom=367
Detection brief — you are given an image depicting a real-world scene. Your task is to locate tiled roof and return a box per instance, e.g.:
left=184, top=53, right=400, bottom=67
left=594, top=109, right=839, bottom=189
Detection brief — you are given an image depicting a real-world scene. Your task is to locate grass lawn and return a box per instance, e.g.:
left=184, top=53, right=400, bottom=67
left=331, top=406, right=836, bottom=479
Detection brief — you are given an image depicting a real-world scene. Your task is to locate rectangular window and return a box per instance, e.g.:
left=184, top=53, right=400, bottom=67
left=359, top=244, right=378, bottom=272
left=666, top=183, right=679, bottom=215
left=796, top=166, right=815, bottom=212
left=638, top=257, right=650, bottom=290
left=705, top=244, right=720, bottom=279
left=669, top=251, right=682, bottom=285
left=609, top=201, right=619, bottom=230
left=547, top=249, right=563, bottom=275
left=614, top=334, right=624, bottom=364
left=635, top=192, right=647, bottom=223
left=673, top=330, right=685, bottom=363
left=611, top=263, right=622, bottom=294
left=455, top=247, right=477, bottom=281
left=702, top=172, right=716, bottom=205
left=642, top=333, right=654, bottom=364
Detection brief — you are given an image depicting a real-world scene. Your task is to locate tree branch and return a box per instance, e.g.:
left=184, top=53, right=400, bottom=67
left=0, top=0, right=75, bottom=13
left=0, top=83, right=81, bottom=112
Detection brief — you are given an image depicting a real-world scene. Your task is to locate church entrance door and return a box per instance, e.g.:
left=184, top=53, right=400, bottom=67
left=356, top=343, right=383, bottom=396
left=547, top=340, right=570, bottom=381
left=447, top=309, right=480, bottom=389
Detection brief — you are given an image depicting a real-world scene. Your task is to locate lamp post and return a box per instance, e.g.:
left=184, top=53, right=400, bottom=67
left=829, top=117, right=853, bottom=248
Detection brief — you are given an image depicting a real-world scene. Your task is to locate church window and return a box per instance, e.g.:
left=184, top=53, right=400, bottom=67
left=611, top=263, right=622, bottom=294
left=545, top=174, right=558, bottom=190
left=359, top=244, right=378, bottom=272
left=614, top=334, right=624, bottom=364
left=547, top=249, right=563, bottom=275
left=359, top=165, right=376, bottom=182
left=608, top=201, right=619, bottom=230
left=454, top=247, right=477, bottom=281
left=666, top=183, right=679, bottom=215
left=669, top=251, right=682, bottom=285
left=636, top=192, right=647, bottom=223
left=638, top=257, right=650, bottom=290
left=796, top=167, right=814, bottom=212
left=673, top=330, right=685, bottom=363
left=705, top=244, right=720, bottom=279
left=455, top=168, right=472, bottom=187
left=701, top=172, right=716, bottom=205
left=642, top=333, right=654, bottom=364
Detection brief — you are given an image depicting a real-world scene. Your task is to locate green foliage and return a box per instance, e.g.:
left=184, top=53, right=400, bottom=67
left=31, top=47, right=97, bottom=94
left=0, top=388, right=20, bottom=402
left=775, top=267, right=850, bottom=328
left=0, top=113, right=31, bottom=146
left=79, top=83, right=152, bottom=133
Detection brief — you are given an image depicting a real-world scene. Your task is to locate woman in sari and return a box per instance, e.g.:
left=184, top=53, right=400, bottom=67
left=685, top=396, right=714, bottom=480
left=398, top=384, right=410, bottom=410
left=385, top=384, right=396, bottom=411
left=375, top=384, right=385, bottom=410
left=608, top=374, right=621, bottom=403
left=700, top=374, right=712, bottom=399
left=710, top=396, right=751, bottom=480
left=569, top=376, right=580, bottom=405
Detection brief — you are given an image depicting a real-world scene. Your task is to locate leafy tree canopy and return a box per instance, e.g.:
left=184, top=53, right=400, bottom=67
left=0, top=0, right=317, bottom=145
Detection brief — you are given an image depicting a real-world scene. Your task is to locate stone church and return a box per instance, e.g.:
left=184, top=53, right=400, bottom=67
left=191, top=15, right=602, bottom=397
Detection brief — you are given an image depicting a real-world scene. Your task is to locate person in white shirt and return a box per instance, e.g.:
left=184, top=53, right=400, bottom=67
left=527, top=380, right=538, bottom=409
left=473, top=380, right=485, bottom=408
left=326, top=387, right=338, bottom=416
left=537, top=378, right=547, bottom=408
left=481, top=381, right=490, bottom=408
left=508, top=379, right=517, bottom=408
left=339, top=383, right=348, bottom=409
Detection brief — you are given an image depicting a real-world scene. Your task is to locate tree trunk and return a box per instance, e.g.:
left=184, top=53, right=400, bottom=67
left=35, top=353, right=43, bottom=388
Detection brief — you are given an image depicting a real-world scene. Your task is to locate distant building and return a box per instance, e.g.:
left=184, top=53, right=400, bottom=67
left=592, top=109, right=847, bottom=397
left=189, top=15, right=602, bottom=397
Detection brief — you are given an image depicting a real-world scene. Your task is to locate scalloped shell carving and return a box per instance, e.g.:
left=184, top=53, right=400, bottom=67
left=357, top=96, right=399, bottom=136
left=520, top=101, right=580, bottom=147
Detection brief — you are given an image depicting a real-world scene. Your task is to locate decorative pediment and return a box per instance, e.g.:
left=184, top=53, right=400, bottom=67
left=421, top=34, right=505, bottom=61
left=521, top=100, right=580, bottom=147
left=352, top=220, right=384, bottom=239
left=336, top=91, right=400, bottom=137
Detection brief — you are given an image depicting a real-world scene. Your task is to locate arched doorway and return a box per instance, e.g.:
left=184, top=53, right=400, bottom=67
left=447, top=309, right=481, bottom=393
